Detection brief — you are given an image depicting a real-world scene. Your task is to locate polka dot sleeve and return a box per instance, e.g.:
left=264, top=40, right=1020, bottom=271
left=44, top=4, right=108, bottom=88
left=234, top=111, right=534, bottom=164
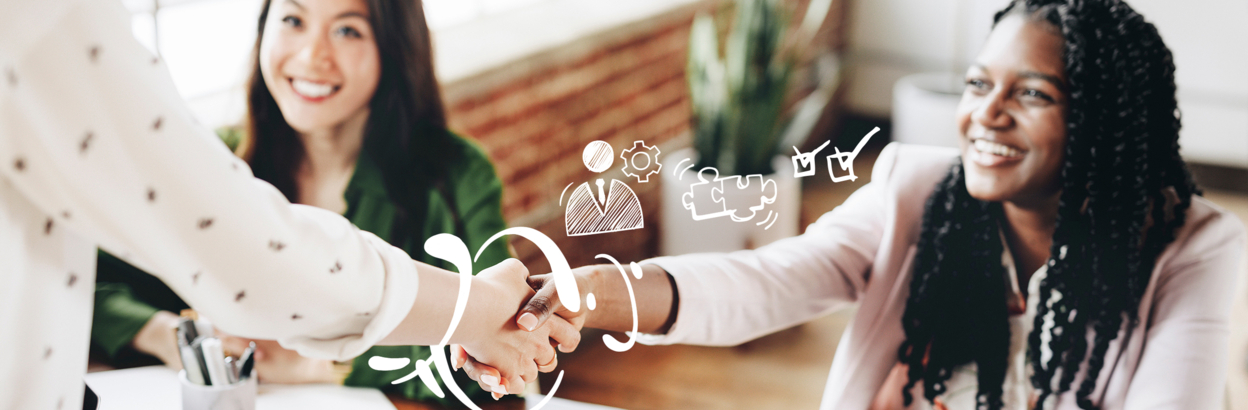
left=0, top=0, right=418, bottom=361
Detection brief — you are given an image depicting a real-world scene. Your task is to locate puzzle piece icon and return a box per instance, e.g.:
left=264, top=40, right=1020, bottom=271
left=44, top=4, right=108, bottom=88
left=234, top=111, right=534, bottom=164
left=711, top=174, right=779, bottom=222
left=682, top=167, right=734, bottom=221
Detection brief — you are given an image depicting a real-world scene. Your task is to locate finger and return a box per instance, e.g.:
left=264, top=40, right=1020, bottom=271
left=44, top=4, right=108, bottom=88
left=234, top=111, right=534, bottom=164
left=449, top=344, right=467, bottom=371
left=537, top=351, right=559, bottom=373
left=506, top=374, right=526, bottom=395
left=545, top=316, right=582, bottom=353
left=517, top=279, right=563, bottom=332
left=461, top=356, right=502, bottom=392
left=533, top=340, right=557, bottom=373
left=526, top=274, right=552, bottom=291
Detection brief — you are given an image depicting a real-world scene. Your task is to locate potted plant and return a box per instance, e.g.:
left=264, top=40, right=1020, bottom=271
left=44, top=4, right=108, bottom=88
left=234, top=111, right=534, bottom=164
left=661, top=0, right=838, bottom=255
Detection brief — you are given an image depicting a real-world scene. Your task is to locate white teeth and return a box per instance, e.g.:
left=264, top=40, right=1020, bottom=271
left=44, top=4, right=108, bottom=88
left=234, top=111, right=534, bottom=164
left=292, top=79, right=335, bottom=98
left=973, top=139, right=1023, bottom=157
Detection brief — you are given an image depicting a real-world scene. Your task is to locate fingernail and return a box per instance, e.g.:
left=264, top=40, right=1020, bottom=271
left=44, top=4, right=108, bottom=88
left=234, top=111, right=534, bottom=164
left=558, top=344, right=570, bottom=353
left=491, top=383, right=508, bottom=395
left=481, top=375, right=499, bottom=387
left=518, top=313, right=538, bottom=331
left=492, top=393, right=501, bottom=401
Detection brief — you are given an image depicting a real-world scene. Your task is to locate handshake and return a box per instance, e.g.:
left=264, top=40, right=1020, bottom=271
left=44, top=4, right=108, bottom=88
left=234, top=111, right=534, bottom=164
left=438, top=259, right=598, bottom=401
left=372, top=230, right=659, bottom=404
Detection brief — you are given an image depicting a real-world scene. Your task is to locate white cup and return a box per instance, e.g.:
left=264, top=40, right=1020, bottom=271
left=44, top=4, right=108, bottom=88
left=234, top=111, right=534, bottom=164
left=179, top=369, right=257, bottom=410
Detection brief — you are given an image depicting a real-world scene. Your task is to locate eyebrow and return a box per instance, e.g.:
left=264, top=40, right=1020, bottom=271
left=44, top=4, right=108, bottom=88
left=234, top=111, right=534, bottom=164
left=335, top=11, right=369, bottom=20
left=283, top=0, right=368, bottom=20
left=971, top=63, right=1066, bottom=91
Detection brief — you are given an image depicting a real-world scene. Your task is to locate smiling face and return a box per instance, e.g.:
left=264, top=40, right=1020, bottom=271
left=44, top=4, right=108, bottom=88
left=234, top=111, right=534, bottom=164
left=259, top=0, right=380, bottom=133
left=957, top=14, right=1069, bottom=205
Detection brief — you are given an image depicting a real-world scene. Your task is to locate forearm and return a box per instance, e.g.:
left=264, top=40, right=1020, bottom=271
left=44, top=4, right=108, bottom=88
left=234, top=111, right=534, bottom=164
left=376, top=261, right=514, bottom=346
left=584, top=263, right=678, bottom=335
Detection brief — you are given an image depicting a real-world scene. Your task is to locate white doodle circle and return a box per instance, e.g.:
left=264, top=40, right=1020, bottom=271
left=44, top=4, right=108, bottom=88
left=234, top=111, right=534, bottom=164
left=583, top=141, right=613, bottom=173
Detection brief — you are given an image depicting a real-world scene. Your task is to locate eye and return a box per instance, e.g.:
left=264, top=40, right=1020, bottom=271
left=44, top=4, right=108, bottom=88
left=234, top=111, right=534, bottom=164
left=965, top=78, right=989, bottom=94
left=281, top=15, right=302, bottom=28
left=335, top=26, right=362, bottom=39
left=1020, top=89, right=1056, bottom=103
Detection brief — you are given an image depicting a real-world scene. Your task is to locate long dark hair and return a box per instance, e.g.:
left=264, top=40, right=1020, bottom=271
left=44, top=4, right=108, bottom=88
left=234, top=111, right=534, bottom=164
left=240, top=0, right=457, bottom=251
left=896, top=0, right=1199, bottom=409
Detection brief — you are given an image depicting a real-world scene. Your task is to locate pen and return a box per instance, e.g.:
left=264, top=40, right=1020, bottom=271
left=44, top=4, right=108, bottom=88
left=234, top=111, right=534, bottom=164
left=176, top=330, right=206, bottom=385
left=223, top=356, right=238, bottom=384
left=199, top=338, right=230, bottom=386
left=237, top=341, right=256, bottom=380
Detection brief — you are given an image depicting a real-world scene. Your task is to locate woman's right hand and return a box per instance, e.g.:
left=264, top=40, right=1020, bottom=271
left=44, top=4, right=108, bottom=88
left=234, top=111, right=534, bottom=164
left=132, top=310, right=185, bottom=371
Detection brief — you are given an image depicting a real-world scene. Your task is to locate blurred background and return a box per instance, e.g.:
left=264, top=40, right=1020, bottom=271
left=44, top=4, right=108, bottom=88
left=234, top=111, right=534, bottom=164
left=115, top=0, right=1247, bottom=408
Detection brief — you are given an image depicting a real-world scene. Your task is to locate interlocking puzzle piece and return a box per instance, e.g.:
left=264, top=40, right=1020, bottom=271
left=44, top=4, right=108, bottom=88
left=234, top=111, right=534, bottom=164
left=682, top=167, right=733, bottom=221
left=712, top=174, right=779, bottom=222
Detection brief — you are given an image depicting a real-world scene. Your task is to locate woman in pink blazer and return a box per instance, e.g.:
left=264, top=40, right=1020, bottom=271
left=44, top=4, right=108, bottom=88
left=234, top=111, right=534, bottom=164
left=463, top=0, right=1246, bottom=408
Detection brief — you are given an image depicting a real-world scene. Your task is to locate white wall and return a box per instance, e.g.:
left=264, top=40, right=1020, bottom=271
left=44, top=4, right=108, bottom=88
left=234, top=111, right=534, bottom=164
left=844, top=0, right=1248, bottom=168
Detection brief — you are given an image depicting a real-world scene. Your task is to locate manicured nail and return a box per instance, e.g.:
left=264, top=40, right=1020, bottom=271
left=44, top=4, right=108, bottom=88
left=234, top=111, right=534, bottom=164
left=481, top=375, right=499, bottom=387
left=453, top=355, right=465, bottom=371
left=518, top=313, right=538, bottom=331
left=492, top=393, right=501, bottom=401
left=491, top=383, right=508, bottom=395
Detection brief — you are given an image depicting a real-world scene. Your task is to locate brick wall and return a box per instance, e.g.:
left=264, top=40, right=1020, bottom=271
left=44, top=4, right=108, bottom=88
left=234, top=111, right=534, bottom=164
left=442, top=0, right=845, bottom=272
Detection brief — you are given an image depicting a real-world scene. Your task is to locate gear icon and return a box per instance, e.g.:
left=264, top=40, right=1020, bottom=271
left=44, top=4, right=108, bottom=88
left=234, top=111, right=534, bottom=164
left=621, top=140, right=662, bottom=183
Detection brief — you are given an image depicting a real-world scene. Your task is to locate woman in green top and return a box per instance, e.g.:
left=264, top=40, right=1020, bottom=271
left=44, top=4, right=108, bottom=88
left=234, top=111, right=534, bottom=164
left=91, top=0, right=508, bottom=404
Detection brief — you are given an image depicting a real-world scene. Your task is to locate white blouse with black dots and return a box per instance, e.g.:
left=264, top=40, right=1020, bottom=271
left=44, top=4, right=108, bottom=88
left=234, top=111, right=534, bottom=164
left=0, top=1, right=421, bottom=408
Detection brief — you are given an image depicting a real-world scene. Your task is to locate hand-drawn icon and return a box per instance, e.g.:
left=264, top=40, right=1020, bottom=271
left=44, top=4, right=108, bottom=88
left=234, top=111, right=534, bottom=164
left=826, top=127, right=880, bottom=183
left=675, top=162, right=780, bottom=230
left=620, top=140, right=662, bottom=183
left=791, top=140, right=830, bottom=178
left=562, top=141, right=644, bottom=236
left=368, top=228, right=643, bottom=410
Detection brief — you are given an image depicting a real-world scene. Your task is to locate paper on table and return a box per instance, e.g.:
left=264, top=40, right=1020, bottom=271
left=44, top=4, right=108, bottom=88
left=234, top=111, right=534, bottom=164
left=84, top=365, right=396, bottom=410
left=524, top=395, right=623, bottom=410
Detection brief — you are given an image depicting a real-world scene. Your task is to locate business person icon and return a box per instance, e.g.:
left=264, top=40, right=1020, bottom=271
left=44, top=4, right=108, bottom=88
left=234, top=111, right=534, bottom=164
left=562, top=141, right=644, bottom=236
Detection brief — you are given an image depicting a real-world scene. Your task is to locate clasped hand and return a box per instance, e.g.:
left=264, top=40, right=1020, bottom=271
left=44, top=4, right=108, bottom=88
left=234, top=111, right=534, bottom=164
left=451, top=265, right=601, bottom=398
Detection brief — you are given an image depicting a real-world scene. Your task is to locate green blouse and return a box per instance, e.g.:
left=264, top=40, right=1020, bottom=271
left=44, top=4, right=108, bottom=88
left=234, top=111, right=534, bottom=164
left=90, top=128, right=509, bottom=405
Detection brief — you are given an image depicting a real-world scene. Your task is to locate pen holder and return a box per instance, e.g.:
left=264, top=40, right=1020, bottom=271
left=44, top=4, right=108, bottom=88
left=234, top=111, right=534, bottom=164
left=179, top=369, right=257, bottom=410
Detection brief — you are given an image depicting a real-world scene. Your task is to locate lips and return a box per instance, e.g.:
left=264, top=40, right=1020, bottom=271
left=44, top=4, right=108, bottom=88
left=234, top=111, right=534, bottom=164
left=967, top=138, right=1026, bottom=167
left=289, top=78, right=340, bottom=101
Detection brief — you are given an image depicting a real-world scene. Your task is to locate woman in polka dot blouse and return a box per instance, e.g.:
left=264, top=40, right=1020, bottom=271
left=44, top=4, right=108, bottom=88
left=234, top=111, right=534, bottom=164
left=0, top=0, right=574, bottom=408
left=88, top=0, right=522, bottom=405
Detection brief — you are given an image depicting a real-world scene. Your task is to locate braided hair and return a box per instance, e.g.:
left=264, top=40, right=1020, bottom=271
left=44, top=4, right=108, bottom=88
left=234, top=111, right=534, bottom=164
left=896, top=1, right=1199, bottom=409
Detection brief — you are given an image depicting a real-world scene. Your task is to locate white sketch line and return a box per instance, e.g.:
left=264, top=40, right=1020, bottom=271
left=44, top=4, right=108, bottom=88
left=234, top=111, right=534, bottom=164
left=826, top=127, right=879, bottom=183
left=558, top=182, right=574, bottom=206
left=595, top=254, right=640, bottom=352
left=674, top=158, right=692, bottom=177
left=565, top=180, right=644, bottom=236
left=791, top=140, right=830, bottom=178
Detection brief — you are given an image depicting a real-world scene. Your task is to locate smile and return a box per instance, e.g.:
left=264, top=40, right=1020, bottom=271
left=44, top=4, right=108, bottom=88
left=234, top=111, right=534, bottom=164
left=289, top=78, right=340, bottom=101
left=967, top=138, right=1026, bottom=167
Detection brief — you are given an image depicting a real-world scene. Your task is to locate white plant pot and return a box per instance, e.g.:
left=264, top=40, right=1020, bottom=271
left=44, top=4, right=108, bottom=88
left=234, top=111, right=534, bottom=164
left=893, top=72, right=964, bottom=148
left=660, top=148, right=800, bottom=255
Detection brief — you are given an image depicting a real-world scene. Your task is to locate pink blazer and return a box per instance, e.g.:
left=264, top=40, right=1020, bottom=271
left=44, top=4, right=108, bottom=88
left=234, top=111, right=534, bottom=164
left=643, top=143, right=1246, bottom=409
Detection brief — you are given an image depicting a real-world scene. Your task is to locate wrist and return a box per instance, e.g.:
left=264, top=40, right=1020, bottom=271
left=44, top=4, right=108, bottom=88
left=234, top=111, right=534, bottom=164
left=451, top=276, right=508, bottom=346
left=133, top=311, right=180, bottom=361
left=579, top=265, right=611, bottom=328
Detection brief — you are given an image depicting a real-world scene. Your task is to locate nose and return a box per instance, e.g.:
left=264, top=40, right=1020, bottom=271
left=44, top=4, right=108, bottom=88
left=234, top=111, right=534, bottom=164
left=971, top=88, right=1014, bottom=130
left=293, top=32, right=334, bottom=73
